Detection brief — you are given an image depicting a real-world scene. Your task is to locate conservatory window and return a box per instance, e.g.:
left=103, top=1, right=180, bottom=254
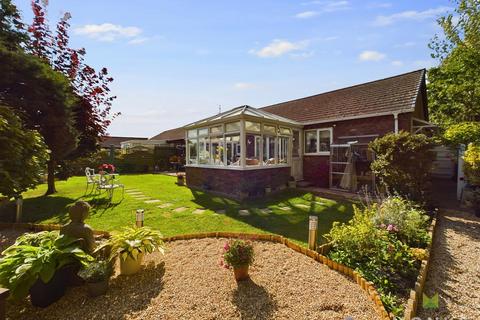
left=198, top=136, right=210, bottom=164
left=225, top=134, right=241, bottom=166
left=210, top=136, right=225, bottom=165
left=226, top=121, right=240, bottom=132
left=210, top=125, right=223, bottom=135
left=279, top=127, right=292, bottom=135
left=246, top=134, right=261, bottom=166
left=263, top=135, right=276, bottom=165
left=188, top=139, right=198, bottom=164
left=263, top=124, right=276, bottom=135
left=278, top=136, right=289, bottom=164
left=188, top=129, right=198, bottom=138
left=245, top=121, right=261, bottom=132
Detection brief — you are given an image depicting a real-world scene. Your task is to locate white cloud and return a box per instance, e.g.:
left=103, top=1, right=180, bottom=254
left=128, top=37, right=148, bottom=45
left=295, top=11, right=318, bottom=19
left=373, top=6, right=451, bottom=26
left=394, top=41, right=416, bottom=48
left=359, top=50, right=386, bottom=61
left=391, top=60, right=403, bottom=66
left=249, top=39, right=309, bottom=58
left=74, top=23, right=142, bottom=42
left=301, top=1, right=351, bottom=13
left=234, top=82, right=256, bottom=90
left=367, top=2, right=392, bottom=9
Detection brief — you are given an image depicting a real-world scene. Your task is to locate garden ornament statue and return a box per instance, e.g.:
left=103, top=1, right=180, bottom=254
left=60, top=201, right=96, bottom=254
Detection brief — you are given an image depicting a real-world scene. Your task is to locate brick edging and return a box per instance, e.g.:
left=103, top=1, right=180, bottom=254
left=0, top=224, right=389, bottom=319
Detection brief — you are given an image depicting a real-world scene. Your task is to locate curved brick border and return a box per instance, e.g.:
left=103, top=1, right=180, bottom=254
left=0, top=224, right=389, bottom=319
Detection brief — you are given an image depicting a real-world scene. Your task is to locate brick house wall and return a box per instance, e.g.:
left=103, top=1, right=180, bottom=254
left=302, top=113, right=413, bottom=186
left=185, top=166, right=290, bottom=200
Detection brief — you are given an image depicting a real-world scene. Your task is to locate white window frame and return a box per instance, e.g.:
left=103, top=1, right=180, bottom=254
left=304, top=127, right=333, bottom=156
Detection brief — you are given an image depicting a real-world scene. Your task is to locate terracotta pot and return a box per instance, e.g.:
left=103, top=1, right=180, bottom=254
left=233, top=265, right=249, bottom=281
left=86, top=279, right=109, bottom=297
left=119, top=253, right=144, bottom=275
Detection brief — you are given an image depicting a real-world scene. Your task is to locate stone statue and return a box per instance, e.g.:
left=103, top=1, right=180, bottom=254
left=60, top=201, right=95, bottom=254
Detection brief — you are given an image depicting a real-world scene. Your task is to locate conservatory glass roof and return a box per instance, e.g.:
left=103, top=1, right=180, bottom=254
left=184, top=105, right=301, bottom=128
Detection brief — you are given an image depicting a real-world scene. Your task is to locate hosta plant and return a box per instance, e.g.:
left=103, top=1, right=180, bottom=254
left=78, top=259, right=113, bottom=283
left=97, top=227, right=165, bottom=262
left=0, top=231, right=93, bottom=300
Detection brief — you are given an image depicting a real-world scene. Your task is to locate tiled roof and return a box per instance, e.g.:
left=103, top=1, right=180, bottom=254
left=150, top=127, right=185, bottom=141
left=261, top=69, right=425, bottom=123
left=100, top=136, right=147, bottom=148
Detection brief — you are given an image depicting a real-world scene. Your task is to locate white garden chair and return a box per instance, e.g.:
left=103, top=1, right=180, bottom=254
left=96, top=174, right=124, bottom=202
left=85, top=167, right=99, bottom=194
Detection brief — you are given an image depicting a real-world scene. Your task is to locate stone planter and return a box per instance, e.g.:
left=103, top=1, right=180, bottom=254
left=119, top=253, right=144, bottom=275
left=288, top=181, right=296, bottom=188
left=86, top=279, right=109, bottom=297
left=233, top=265, right=249, bottom=281
left=177, top=176, right=185, bottom=186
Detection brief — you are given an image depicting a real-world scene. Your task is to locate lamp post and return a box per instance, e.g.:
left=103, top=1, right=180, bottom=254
left=308, top=215, right=318, bottom=250
left=15, top=198, right=23, bottom=223
left=135, top=209, right=144, bottom=227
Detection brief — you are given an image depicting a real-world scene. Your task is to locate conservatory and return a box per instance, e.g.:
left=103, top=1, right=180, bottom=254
left=184, top=105, right=301, bottom=199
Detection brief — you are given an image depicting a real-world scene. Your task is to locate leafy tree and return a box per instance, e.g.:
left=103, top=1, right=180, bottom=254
left=428, top=0, right=480, bottom=127
left=369, top=131, right=436, bottom=203
left=443, top=121, right=480, bottom=146
left=0, top=45, right=79, bottom=194
left=0, top=105, right=49, bottom=199
left=0, top=0, right=28, bottom=49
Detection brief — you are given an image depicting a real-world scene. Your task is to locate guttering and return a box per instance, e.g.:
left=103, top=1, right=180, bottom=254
left=299, top=108, right=415, bottom=126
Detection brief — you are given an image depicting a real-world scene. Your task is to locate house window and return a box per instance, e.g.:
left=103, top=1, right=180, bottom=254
left=263, top=135, right=276, bottom=165
left=225, top=134, right=241, bottom=166
left=210, top=136, right=224, bottom=165
left=198, top=136, right=210, bottom=164
left=278, top=136, right=289, bottom=164
left=188, top=139, right=198, bottom=164
left=304, top=128, right=332, bottom=154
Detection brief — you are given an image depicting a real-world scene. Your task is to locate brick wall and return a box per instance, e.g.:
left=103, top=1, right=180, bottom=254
left=302, top=113, right=413, bottom=186
left=185, top=166, right=290, bottom=199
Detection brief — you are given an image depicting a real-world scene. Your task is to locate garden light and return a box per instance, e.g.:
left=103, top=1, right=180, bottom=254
left=136, top=209, right=145, bottom=227
left=308, top=215, right=318, bottom=250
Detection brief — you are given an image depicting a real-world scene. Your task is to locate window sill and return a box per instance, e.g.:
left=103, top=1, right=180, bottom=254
left=304, top=152, right=330, bottom=156
left=185, top=164, right=291, bottom=170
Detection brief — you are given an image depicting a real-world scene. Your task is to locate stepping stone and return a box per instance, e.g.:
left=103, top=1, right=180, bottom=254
left=145, top=199, right=161, bottom=204
left=125, top=188, right=140, bottom=191
left=314, top=201, right=326, bottom=206
left=157, top=203, right=172, bottom=208
left=260, top=208, right=272, bottom=214
left=174, top=207, right=188, bottom=213
left=215, top=209, right=226, bottom=215
left=134, top=196, right=150, bottom=200
left=278, top=207, right=291, bottom=211
left=238, top=209, right=250, bottom=216
left=127, top=191, right=143, bottom=195
left=193, top=209, right=206, bottom=215
left=295, top=204, right=310, bottom=209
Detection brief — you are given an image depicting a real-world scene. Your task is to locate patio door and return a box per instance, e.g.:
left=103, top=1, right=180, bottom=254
left=291, top=130, right=303, bottom=180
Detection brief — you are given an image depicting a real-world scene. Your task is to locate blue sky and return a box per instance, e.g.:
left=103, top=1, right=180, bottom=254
left=15, top=0, right=452, bottom=137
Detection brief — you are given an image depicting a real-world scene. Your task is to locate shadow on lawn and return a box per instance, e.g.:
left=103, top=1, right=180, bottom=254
left=189, top=189, right=354, bottom=244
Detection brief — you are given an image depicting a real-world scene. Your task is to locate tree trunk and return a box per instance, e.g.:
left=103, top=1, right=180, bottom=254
left=46, top=159, right=57, bottom=195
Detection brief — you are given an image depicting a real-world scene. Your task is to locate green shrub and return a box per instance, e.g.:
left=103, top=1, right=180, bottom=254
left=369, top=131, right=436, bottom=203
left=444, top=122, right=480, bottom=147
left=372, top=197, right=431, bottom=248
left=464, top=143, right=480, bottom=186
left=221, top=240, right=254, bottom=269
left=78, top=260, right=113, bottom=283
left=0, top=231, right=93, bottom=300
left=326, top=204, right=420, bottom=317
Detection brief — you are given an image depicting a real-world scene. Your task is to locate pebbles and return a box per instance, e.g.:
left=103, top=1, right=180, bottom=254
left=7, top=238, right=381, bottom=320
left=417, top=210, right=480, bottom=320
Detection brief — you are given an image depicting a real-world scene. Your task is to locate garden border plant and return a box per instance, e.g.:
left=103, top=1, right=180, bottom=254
left=0, top=222, right=391, bottom=320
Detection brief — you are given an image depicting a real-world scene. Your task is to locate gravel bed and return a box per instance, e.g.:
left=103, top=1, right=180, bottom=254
left=6, top=238, right=381, bottom=320
left=417, top=210, right=480, bottom=320
left=0, top=228, right=26, bottom=253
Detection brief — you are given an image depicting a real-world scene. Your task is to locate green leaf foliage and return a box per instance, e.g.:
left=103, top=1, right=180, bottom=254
left=96, top=226, right=165, bottom=262
left=369, top=131, right=436, bottom=203
left=0, top=231, right=93, bottom=300
left=0, top=105, right=49, bottom=199
left=443, top=122, right=480, bottom=147
left=221, top=240, right=254, bottom=269
left=78, top=259, right=113, bottom=283
left=464, top=143, right=480, bottom=185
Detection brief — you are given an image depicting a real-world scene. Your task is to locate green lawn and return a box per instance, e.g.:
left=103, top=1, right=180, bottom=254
left=4, top=174, right=354, bottom=245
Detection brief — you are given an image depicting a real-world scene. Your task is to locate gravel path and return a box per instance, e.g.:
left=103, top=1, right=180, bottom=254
left=7, top=238, right=381, bottom=320
left=417, top=210, right=480, bottom=320
left=0, top=229, right=25, bottom=253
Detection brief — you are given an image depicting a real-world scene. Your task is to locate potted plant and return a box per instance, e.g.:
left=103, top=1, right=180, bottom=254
left=78, top=260, right=113, bottom=297
left=97, top=227, right=165, bottom=275
left=221, top=239, right=254, bottom=281
left=0, top=231, right=93, bottom=307
left=98, top=163, right=115, bottom=175
left=288, top=176, right=296, bottom=188
left=463, top=143, right=480, bottom=216
left=177, top=172, right=185, bottom=186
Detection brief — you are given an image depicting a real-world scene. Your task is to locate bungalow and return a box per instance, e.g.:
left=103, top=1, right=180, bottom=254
left=182, top=69, right=429, bottom=199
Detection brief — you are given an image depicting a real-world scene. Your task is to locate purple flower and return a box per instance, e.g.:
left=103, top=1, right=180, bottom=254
left=386, top=224, right=398, bottom=232
left=224, top=242, right=230, bottom=251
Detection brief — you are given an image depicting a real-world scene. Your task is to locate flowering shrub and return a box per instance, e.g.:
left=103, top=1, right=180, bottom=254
left=372, top=197, right=430, bottom=248
left=98, top=163, right=115, bottom=174
left=220, top=240, right=254, bottom=269
left=464, top=143, right=480, bottom=186
left=325, top=199, right=430, bottom=317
